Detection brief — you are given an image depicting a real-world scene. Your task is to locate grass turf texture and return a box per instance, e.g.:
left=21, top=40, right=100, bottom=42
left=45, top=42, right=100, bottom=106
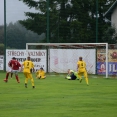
left=0, top=72, right=117, bottom=117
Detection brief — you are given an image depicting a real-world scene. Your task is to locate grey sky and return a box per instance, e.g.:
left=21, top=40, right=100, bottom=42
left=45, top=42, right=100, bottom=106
left=0, top=0, right=4, bottom=25
left=0, top=0, right=37, bottom=25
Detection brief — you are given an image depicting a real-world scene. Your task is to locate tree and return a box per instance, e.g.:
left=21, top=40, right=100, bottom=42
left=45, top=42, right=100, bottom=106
left=0, top=25, right=4, bottom=54
left=0, top=25, right=4, bottom=44
left=19, top=0, right=116, bottom=43
left=102, top=26, right=117, bottom=44
left=0, top=44, right=4, bottom=55
left=6, top=21, right=40, bottom=49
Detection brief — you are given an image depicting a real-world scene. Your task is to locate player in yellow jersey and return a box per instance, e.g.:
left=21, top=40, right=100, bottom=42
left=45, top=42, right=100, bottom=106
left=77, top=57, right=89, bottom=85
left=21, top=56, right=35, bottom=88
left=36, top=67, right=46, bottom=79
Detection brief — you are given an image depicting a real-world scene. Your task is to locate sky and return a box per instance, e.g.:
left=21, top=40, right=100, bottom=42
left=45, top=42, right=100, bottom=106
left=0, top=0, right=4, bottom=25
left=0, top=0, right=37, bottom=25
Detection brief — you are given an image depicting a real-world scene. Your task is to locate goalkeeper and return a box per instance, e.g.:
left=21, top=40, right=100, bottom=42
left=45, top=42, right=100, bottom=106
left=65, top=69, right=79, bottom=80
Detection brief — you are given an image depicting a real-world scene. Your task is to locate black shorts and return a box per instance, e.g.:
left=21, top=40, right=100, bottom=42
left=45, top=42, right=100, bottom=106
left=70, top=73, right=77, bottom=80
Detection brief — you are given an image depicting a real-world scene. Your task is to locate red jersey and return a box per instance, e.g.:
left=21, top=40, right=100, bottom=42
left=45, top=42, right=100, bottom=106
left=8, top=60, right=12, bottom=67
left=11, top=60, right=21, bottom=70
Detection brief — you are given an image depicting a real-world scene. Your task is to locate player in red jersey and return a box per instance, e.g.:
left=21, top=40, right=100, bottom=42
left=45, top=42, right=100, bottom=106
left=8, top=59, right=14, bottom=78
left=3, top=58, right=14, bottom=82
left=4, top=57, right=21, bottom=83
left=11, top=57, right=21, bottom=83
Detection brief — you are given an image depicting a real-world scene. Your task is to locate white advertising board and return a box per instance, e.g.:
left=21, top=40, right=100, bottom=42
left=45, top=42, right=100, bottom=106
left=6, top=49, right=47, bottom=72
left=49, top=49, right=96, bottom=74
left=0, top=55, right=4, bottom=70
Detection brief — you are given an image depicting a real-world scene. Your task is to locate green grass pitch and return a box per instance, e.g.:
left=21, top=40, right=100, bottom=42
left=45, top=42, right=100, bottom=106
left=0, top=71, right=117, bottom=117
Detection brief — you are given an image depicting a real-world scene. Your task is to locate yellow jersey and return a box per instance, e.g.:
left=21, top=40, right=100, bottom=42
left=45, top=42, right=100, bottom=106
left=77, top=60, right=86, bottom=70
left=36, top=70, right=46, bottom=78
left=22, top=60, right=34, bottom=73
left=36, top=70, right=45, bottom=77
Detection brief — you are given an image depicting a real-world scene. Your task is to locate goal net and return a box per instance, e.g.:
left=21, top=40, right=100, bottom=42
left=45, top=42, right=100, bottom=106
left=26, top=43, right=108, bottom=78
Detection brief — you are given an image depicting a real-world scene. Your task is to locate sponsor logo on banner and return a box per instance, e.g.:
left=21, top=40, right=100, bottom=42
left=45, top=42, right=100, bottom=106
left=6, top=50, right=47, bottom=72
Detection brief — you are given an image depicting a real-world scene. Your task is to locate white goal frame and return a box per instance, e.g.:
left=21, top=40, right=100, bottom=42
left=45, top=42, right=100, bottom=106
left=26, top=43, right=108, bottom=78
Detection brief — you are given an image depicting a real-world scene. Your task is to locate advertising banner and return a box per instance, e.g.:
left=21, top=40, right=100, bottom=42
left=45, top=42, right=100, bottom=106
left=108, top=49, right=117, bottom=75
left=49, top=49, right=96, bottom=73
left=0, top=55, right=4, bottom=70
left=6, top=49, right=47, bottom=72
left=97, top=49, right=106, bottom=74
left=97, top=49, right=117, bottom=75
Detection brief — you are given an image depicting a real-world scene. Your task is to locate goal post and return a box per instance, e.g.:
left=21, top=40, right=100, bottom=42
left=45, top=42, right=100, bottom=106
left=26, top=43, right=108, bottom=78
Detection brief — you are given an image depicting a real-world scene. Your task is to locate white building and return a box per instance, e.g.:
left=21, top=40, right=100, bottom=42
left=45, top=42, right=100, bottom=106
left=105, top=0, right=117, bottom=32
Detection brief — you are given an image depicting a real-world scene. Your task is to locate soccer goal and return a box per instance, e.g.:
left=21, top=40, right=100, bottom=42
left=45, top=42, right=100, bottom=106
left=26, top=43, right=108, bottom=78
